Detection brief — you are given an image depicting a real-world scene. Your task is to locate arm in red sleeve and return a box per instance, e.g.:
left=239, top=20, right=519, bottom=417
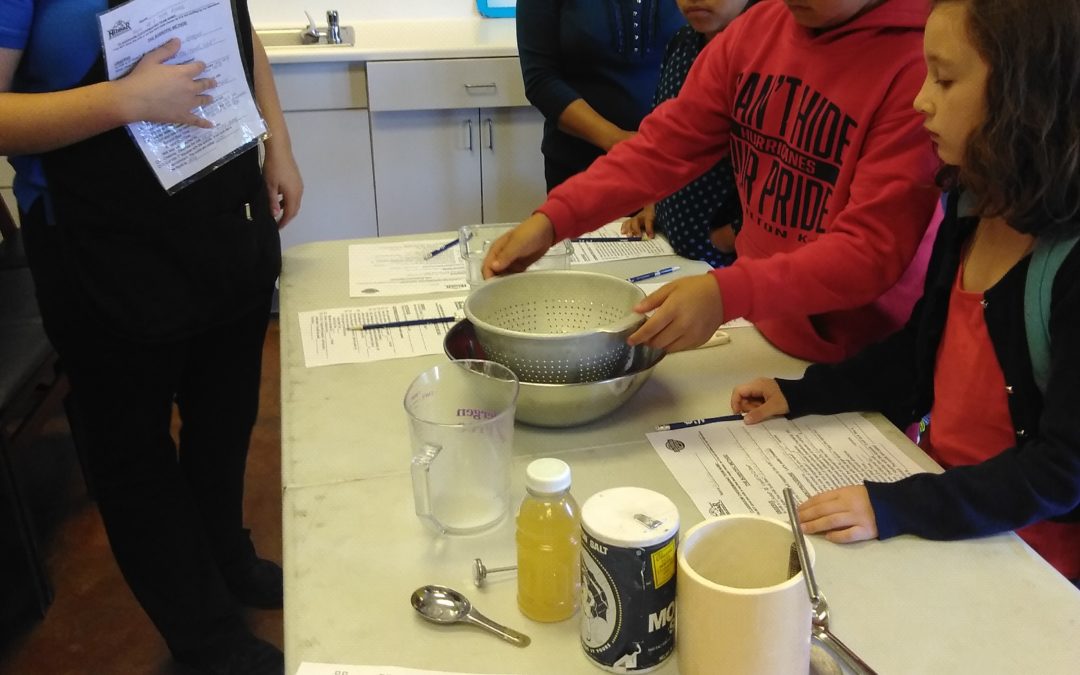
left=538, top=32, right=737, bottom=241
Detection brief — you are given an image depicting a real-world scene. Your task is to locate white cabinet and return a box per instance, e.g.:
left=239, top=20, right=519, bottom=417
left=479, top=106, right=547, bottom=224
left=369, top=108, right=483, bottom=232
left=271, top=61, right=378, bottom=251
left=367, top=57, right=546, bottom=237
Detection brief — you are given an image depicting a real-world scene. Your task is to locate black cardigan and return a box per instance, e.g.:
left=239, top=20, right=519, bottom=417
left=778, top=192, right=1080, bottom=540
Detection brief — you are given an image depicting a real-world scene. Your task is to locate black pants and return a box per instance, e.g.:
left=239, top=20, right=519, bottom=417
left=22, top=206, right=271, bottom=657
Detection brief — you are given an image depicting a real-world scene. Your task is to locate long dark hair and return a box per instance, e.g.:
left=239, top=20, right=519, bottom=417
left=936, top=0, right=1080, bottom=235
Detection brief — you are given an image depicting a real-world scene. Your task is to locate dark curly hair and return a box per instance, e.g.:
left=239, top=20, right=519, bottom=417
left=934, top=0, right=1080, bottom=235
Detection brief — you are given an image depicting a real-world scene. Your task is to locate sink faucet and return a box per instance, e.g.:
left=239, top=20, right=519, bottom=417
left=300, top=10, right=341, bottom=44
left=302, top=10, right=321, bottom=44
left=326, top=10, right=342, bottom=45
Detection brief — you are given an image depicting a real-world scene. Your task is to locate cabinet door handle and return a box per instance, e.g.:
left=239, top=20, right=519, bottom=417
left=485, top=118, right=494, bottom=150
left=464, top=82, right=497, bottom=93
left=465, top=118, right=474, bottom=151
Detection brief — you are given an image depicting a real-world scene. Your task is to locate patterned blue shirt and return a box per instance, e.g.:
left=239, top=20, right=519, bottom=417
left=652, top=26, right=741, bottom=268
left=517, top=0, right=685, bottom=187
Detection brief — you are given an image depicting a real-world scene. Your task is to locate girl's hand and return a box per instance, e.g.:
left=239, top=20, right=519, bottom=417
left=710, top=223, right=736, bottom=253
left=623, top=204, right=656, bottom=238
left=482, top=213, right=556, bottom=278
left=797, top=486, right=878, bottom=543
left=118, top=38, right=216, bottom=128
left=729, top=377, right=789, bottom=423
left=627, top=275, right=725, bottom=352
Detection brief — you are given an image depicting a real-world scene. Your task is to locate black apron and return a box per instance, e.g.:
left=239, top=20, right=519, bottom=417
left=31, top=0, right=280, bottom=342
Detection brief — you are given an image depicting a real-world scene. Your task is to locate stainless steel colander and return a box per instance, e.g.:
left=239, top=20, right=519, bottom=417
left=444, top=319, right=664, bottom=426
left=463, top=270, right=647, bottom=384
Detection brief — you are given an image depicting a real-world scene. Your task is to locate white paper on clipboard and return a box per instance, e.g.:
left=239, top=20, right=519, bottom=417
left=98, top=0, right=266, bottom=193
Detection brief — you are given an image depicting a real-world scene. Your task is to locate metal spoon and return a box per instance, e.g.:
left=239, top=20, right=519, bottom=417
left=410, top=584, right=531, bottom=647
left=783, top=488, right=878, bottom=675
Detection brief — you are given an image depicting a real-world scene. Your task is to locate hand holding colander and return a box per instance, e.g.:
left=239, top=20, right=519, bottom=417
left=464, top=270, right=647, bottom=384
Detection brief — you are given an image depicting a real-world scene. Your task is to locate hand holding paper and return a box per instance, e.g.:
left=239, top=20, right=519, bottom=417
left=98, top=0, right=267, bottom=192
left=119, top=38, right=215, bottom=128
left=797, top=485, right=879, bottom=543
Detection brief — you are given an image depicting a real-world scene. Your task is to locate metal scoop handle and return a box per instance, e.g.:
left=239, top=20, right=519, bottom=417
left=783, top=487, right=820, bottom=603
left=462, top=607, right=531, bottom=647
left=785, top=488, right=878, bottom=675
left=814, top=625, right=878, bottom=675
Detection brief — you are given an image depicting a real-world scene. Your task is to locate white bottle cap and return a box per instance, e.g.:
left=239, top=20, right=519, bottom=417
left=525, top=458, right=571, bottom=495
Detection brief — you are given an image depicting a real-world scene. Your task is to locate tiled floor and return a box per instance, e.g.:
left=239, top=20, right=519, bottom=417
left=0, top=320, right=284, bottom=675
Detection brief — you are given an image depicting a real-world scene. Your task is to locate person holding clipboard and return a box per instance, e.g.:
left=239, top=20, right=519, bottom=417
left=0, top=0, right=301, bottom=672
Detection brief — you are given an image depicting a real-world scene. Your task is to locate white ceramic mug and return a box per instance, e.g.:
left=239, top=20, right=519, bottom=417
left=677, top=515, right=814, bottom=675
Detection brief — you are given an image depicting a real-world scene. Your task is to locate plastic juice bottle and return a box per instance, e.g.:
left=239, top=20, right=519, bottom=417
left=516, top=458, right=581, bottom=622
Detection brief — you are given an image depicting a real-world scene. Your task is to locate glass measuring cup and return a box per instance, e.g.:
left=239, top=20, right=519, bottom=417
left=404, top=359, right=519, bottom=535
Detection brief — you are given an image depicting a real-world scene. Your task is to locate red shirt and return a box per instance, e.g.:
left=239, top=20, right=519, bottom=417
left=540, top=0, right=942, bottom=363
left=930, top=265, right=1080, bottom=578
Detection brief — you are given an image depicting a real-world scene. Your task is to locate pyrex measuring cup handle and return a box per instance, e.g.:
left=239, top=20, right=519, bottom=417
left=411, top=443, right=445, bottom=533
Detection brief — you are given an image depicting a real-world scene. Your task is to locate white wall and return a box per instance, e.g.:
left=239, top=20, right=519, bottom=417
left=249, top=0, right=481, bottom=24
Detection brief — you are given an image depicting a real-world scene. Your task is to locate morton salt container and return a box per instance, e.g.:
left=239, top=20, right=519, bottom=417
left=580, top=487, right=679, bottom=672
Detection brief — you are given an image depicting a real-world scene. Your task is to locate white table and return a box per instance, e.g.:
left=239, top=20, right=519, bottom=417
left=280, top=237, right=1080, bottom=675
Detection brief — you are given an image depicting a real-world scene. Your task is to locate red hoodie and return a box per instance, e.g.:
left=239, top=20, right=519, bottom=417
left=540, top=0, right=942, bottom=363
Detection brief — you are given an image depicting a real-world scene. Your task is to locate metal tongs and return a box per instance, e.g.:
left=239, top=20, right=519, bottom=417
left=784, top=487, right=879, bottom=675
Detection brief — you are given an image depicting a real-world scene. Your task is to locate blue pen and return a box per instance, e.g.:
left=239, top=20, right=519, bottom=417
left=628, top=266, right=680, bottom=284
left=350, top=316, right=458, bottom=331
left=654, top=413, right=744, bottom=432
left=423, top=238, right=458, bottom=259
left=572, top=236, right=643, bottom=242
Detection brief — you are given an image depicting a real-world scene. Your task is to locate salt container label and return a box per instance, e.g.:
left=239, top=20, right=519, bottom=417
left=580, top=528, right=677, bottom=671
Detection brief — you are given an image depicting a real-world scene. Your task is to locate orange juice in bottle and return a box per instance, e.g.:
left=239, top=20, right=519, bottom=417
left=516, top=458, right=580, bottom=622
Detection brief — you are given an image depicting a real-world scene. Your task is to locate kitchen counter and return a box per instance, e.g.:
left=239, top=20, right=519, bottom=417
left=279, top=236, right=1080, bottom=675
left=258, top=17, right=518, bottom=64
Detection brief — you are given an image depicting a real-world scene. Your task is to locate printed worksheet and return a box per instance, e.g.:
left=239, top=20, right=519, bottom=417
left=298, top=298, right=466, bottom=367
left=648, top=413, right=928, bottom=519
left=98, top=0, right=265, bottom=192
left=296, top=663, right=519, bottom=675
left=570, top=221, right=675, bottom=264
left=348, top=239, right=470, bottom=297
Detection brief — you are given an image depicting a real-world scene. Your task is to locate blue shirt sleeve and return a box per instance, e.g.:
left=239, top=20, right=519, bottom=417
left=516, top=0, right=583, bottom=121
left=0, top=0, right=33, bottom=50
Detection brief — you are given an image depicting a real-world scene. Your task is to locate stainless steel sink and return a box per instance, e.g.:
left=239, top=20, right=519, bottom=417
left=258, top=25, right=355, bottom=48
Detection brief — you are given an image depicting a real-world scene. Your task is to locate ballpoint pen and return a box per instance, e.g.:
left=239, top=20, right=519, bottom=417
left=628, top=266, right=680, bottom=283
left=654, top=413, right=744, bottom=431
left=349, top=316, right=458, bottom=331
left=423, top=238, right=459, bottom=259
left=571, top=236, right=643, bottom=242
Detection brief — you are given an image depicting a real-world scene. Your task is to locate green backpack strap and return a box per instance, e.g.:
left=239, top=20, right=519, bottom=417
left=1024, top=231, right=1080, bottom=394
